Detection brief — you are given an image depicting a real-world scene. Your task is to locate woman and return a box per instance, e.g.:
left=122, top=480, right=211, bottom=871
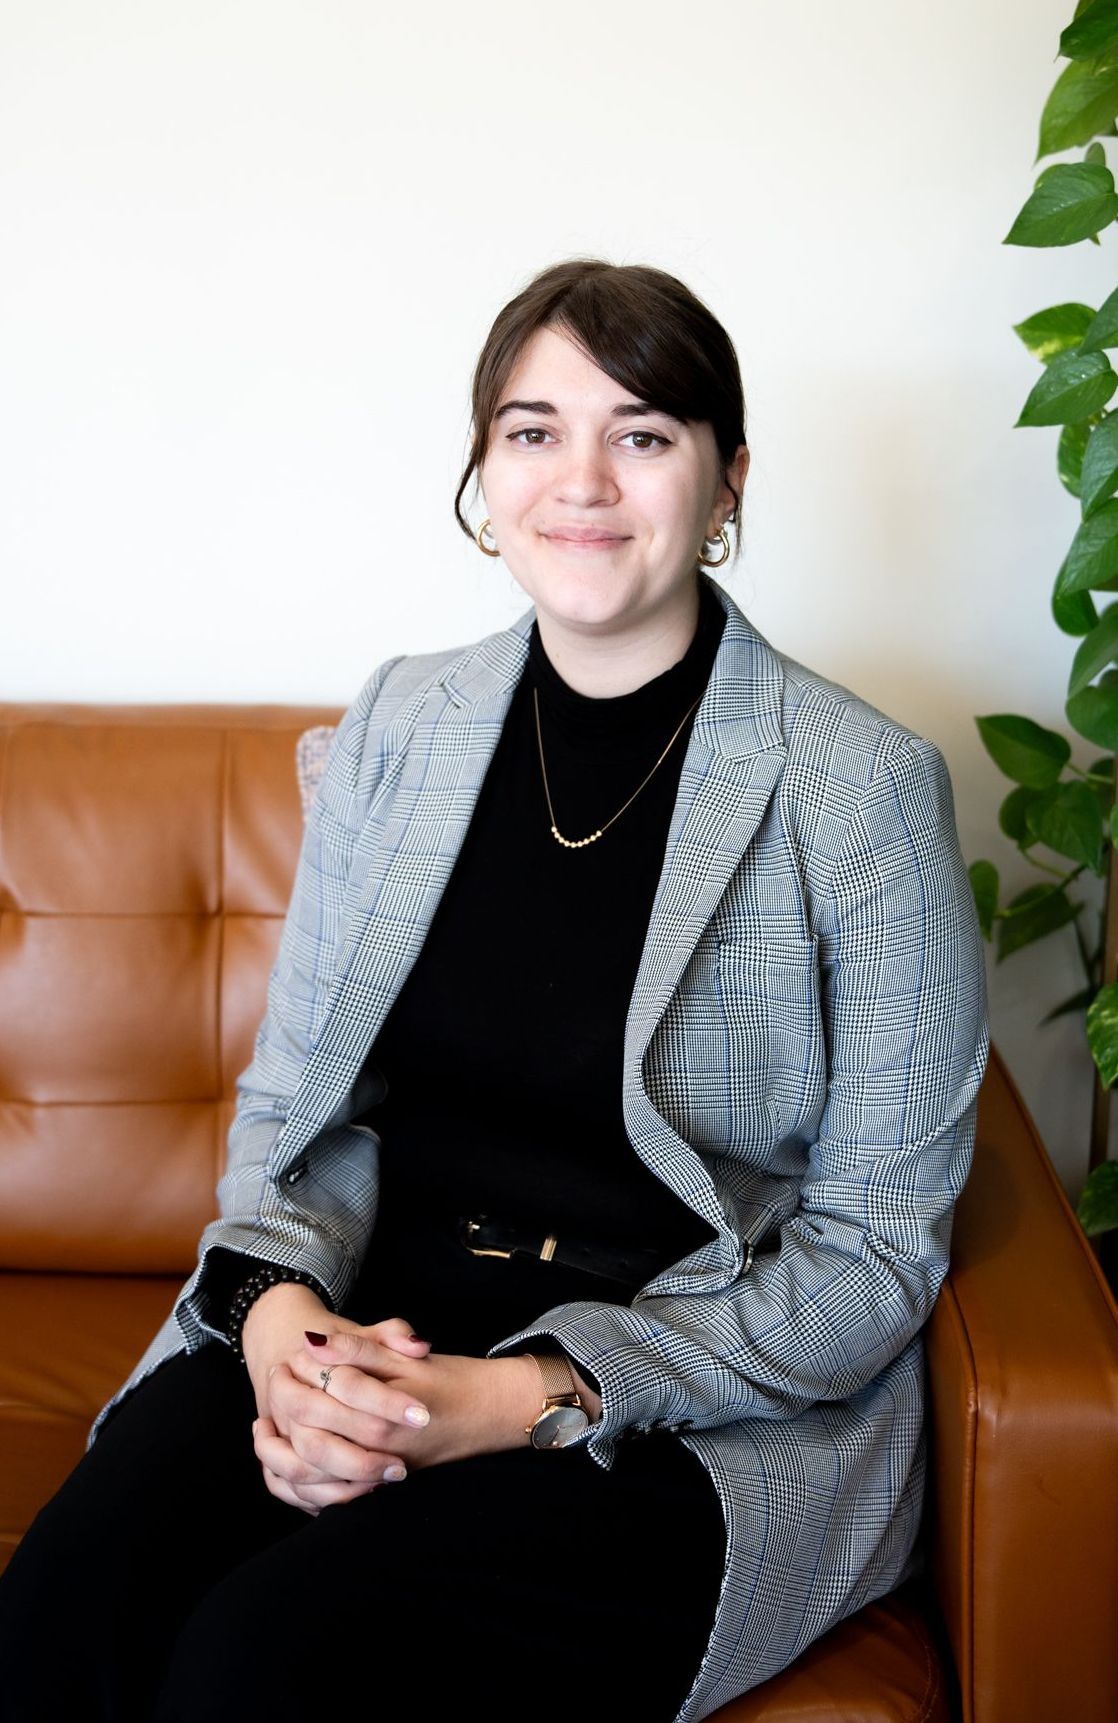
left=0, top=259, right=989, bottom=1723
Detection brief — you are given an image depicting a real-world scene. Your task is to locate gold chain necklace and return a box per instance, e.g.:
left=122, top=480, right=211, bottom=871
left=533, top=684, right=704, bottom=849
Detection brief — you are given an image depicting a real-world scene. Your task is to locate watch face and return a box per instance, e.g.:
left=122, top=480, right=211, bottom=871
left=531, top=1405, right=590, bottom=1449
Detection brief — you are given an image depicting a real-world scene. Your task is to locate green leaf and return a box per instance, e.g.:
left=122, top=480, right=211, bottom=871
left=1037, top=58, right=1118, bottom=159
left=1110, top=800, right=1118, bottom=840
left=1069, top=600, right=1118, bottom=691
left=1016, top=348, right=1117, bottom=426
left=1080, top=411, right=1118, bottom=514
left=1053, top=568, right=1098, bottom=633
left=1013, top=302, right=1098, bottom=360
left=1087, top=752, right=1117, bottom=813
left=996, top=884, right=1080, bottom=960
left=974, top=714, right=1072, bottom=785
left=999, top=784, right=1040, bottom=842
left=1067, top=665, right=1118, bottom=746
left=1061, top=1, right=1118, bottom=68
left=1059, top=420, right=1093, bottom=497
left=1077, top=282, right=1118, bottom=351
left=1023, top=780, right=1107, bottom=871
left=1040, top=984, right=1099, bottom=1023
left=1006, top=160, right=1118, bottom=244
left=1088, top=981, right=1118, bottom=1086
left=1077, top=1159, right=1118, bottom=1235
left=968, top=859, right=999, bottom=939
left=1057, top=497, right=1118, bottom=592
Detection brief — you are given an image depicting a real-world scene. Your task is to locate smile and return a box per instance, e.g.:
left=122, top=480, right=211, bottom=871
left=543, top=532, right=629, bottom=549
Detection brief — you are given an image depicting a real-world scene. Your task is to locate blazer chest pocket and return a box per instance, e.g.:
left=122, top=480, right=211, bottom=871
left=715, top=933, right=826, bottom=1143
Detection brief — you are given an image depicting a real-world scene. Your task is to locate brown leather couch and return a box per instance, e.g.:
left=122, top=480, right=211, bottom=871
left=2, top=701, right=1117, bottom=1722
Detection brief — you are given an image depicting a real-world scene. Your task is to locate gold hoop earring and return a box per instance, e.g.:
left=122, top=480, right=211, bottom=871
left=475, top=517, right=501, bottom=558
left=697, top=524, right=732, bottom=569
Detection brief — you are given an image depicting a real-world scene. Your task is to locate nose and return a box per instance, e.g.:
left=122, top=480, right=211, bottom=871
left=553, top=437, right=621, bottom=507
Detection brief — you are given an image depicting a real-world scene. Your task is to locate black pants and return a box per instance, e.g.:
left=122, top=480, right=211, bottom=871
left=0, top=1228, right=727, bottom=1722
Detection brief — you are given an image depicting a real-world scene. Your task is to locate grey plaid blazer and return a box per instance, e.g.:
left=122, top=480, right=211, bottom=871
left=88, top=571, right=990, bottom=1722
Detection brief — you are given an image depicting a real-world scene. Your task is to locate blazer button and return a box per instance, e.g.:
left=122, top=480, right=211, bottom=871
left=285, top=1163, right=308, bottom=1185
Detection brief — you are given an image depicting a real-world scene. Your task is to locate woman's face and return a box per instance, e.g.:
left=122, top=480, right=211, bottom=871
left=479, top=324, right=748, bottom=641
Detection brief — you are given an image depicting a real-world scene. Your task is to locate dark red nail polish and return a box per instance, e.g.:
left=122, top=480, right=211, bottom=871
left=305, top=1330, right=328, bottom=1345
left=410, top=1335, right=431, bottom=1344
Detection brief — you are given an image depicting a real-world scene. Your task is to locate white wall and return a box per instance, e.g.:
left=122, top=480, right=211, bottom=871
left=1, top=0, right=1106, bottom=1200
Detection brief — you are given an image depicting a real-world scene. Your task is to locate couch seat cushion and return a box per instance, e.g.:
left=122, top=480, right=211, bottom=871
left=0, top=1269, right=184, bottom=1572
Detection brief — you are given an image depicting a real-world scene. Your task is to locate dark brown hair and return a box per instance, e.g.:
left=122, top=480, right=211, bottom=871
left=453, top=258, right=749, bottom=565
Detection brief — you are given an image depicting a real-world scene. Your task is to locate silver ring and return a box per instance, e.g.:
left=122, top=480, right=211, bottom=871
left=319, top=1366, right=335, bottom=1393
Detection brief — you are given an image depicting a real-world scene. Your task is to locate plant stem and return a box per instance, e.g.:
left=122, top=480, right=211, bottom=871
left=1073, top=913, right=1097, bottom=988
left=1008, top=859, right=1088, bottom=889
left=1022, top=855, right=1075, bottom=878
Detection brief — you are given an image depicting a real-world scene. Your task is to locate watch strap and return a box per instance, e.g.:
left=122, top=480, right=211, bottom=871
left=523, top=1350, right=585, bottom=1441
left=529, top=1351, right=580, bottom=1405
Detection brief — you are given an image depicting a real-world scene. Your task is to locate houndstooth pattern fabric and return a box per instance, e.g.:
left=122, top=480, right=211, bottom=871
left=86, top=572, right=989, bottom=1722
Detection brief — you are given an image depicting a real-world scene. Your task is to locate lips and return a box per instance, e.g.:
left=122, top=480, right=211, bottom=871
left=543, top=528, right=628, bottom=543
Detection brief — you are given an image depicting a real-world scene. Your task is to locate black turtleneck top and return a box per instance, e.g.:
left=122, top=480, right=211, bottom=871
left=202, top=574, right=728, bottom=1355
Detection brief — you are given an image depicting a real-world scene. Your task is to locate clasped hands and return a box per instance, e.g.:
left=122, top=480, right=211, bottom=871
left=248, top=1311, right=552, bottom=1517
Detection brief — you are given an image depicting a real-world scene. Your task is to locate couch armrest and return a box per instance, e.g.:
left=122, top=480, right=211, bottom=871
left=924, top=1041, right=1118, bottom=1723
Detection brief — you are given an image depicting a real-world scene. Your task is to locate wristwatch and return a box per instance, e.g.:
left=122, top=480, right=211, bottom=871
left=523, top=1351, right=590, bottom=1450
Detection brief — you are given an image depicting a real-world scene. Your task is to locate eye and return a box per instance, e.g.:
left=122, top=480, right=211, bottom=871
left=619, top=431, right=670, bottom=450
left=504, top=428, right=671, bottom=450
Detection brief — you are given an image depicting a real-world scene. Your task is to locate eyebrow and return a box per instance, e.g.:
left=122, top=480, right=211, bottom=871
left=492, top=398, right=685, bottom=426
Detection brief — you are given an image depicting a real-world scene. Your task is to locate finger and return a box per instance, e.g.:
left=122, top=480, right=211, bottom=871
left=285, top=1355, right=430, bottom=1445
left=289, top=1466, right=393, bottom=1508
left=252, top=1419, right=321, bottom=1516
left=269, top=1358, right=413, bottom=1457
left=260, top=1457, right=374, bottom=1515
left=256, top=1411, right=405, bottom=1490
left=302, top=1330, right=431, bottom=1429
left=286, top=1415, right=405, bottom=1487
left=255, top=1421, right=375, bottom=1508
left=253, top=1417, right=405, bottom=1501
left=254, top=1415, right=338, bottom=1489
left=261, top=1464, right=321, bottom=1515
left=366, top=1316, right=433, bottom=1355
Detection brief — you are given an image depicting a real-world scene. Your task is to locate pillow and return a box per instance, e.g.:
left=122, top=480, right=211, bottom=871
left=295, top=724, right=337, bottom=820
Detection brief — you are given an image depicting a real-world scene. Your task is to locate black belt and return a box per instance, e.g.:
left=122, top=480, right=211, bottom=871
left=457, top=1213, right=666, bottom=1287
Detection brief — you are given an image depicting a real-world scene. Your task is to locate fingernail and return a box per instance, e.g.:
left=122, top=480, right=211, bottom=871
left=305, top=1330, right=328, bottom=1345
left=384, top=1464, right=407, bottom=1481
left=409, top=1335, right=431, bottom=1344
left=251, top=1419, right=259, bottom=1435
left=405, top=1405, right=430, bottom=1426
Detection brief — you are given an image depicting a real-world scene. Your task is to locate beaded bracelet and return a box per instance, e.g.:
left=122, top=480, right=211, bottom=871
left=226, top=1262, right=332, bottom=1365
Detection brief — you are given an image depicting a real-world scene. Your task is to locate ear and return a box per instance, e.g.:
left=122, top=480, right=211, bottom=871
left=726, top=443, right=750, bottom=508
left=707, top=444, right=749, bottom=539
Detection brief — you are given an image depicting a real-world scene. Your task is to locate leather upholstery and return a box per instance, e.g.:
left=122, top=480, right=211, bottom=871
left=2, top=700, right=1116, bottom=1722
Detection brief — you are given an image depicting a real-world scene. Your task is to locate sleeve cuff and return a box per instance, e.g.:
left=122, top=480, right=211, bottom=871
left=485, top=1304, right=659, bottom=1472
left=174, top=1233, right=340, bottom=1350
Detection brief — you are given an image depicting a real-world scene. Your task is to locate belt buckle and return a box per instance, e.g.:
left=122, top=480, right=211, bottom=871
left=459, top=1216, right=559, bottom=1263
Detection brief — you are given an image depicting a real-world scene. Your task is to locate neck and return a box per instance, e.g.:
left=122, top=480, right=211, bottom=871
left=532, top=579, right=702, bottom=699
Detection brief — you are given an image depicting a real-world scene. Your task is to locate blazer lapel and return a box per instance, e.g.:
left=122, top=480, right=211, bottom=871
left=274, top=576, right=788, bottom=1213
left=618, top=590, right=787, bottom=1259
left=277, top=615, right=533, bottom=1149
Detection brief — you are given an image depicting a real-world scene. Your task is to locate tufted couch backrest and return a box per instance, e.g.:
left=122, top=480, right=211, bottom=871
left=0, top=702, right=341, bottom=1275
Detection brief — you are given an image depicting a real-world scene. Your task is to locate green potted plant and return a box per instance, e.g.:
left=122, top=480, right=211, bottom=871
left=971, top=0, right=1118, bottom=1255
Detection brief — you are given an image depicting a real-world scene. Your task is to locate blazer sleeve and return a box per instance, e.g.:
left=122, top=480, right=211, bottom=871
left=485, top=734, right=991, bottom=1470
left=173, top=652, right=404, bottom=1345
